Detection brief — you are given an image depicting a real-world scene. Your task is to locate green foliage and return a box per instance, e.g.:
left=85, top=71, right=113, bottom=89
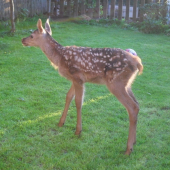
left=76, top=2, right=169, bottom=34
left=16, top=8, right=30, bottom=22
left=0, top=20, right=11, bottom=30
left=100, top=5, right=103, bottom=16
left=140, top=2, right=167, bottom=23
left=138, top=2, right=168, bottom=34
left=76, top=17, right=170, bottom=35
left=129, top=20, right=169, bottom=34
left=0, top=17, right=170, bottom=169
left=75, top=18, right=127, bottom=28
left=140, top=20, right=168, bottom=34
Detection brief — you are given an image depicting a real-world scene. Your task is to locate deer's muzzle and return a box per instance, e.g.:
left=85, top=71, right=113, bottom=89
left=22, top=38, right=29, bottom=46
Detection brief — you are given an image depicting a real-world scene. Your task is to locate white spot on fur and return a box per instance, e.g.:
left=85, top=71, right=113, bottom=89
left=77, top=58, right=81, bottom=62
left=116, top=68, right=121, bottom=71
left=74, top=56, right=78, bottom=60
left=118, top=62, right=121, bottom=66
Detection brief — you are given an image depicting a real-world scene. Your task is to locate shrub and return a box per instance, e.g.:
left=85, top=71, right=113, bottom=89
left=138, top=2, right=168, bottom=34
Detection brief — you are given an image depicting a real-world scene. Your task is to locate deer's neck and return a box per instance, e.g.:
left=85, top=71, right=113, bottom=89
left=41, top=37, right=63, bottom=67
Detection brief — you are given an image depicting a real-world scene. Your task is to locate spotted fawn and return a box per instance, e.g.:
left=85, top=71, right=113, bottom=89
left=22, top=19, right=143, bottom=155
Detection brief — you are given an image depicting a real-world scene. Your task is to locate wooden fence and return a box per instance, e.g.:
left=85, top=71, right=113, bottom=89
left=49, top=0, right=164, bottom=22
left=0, top=0, right=47, bottom=20
left=50, top=0, right=141, bottom=21
left=0, top=0, right=166, bottom=22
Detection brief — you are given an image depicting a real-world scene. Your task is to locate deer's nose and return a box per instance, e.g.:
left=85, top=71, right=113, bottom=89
left=22, top=38, right=25, bottom=42
left=22, top=38, right=27, bottom=46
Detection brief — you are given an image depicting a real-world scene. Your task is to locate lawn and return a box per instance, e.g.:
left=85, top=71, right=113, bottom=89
left=0, top=17, right=170, bottom=169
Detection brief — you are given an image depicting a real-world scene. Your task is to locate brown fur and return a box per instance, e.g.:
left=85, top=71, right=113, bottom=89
left=22, top=19, right=143, bottom=155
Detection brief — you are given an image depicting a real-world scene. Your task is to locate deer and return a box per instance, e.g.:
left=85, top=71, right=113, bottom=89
left=22, top=19, right=143, bottom=155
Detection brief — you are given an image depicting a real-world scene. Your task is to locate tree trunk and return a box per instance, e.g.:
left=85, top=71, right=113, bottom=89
left=10, top=0, right=15, bottom=33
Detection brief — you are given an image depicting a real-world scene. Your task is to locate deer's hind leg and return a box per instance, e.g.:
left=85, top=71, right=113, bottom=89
left=106, top=82, right=139, bottom=155
left=58, top=84, right=75, bottom=127
left=127, top=88, right=139, bottom=107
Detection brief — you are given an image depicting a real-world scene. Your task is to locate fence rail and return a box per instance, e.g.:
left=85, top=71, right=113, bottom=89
left=0, top=0, right=167, bottom=22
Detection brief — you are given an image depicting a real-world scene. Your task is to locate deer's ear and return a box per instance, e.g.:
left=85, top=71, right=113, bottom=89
left=45, top=18, right=52, bottom=36
left=37, top=19, right=44, bottom=33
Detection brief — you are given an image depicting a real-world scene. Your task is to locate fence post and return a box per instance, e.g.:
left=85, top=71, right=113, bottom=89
left=140, top=0, right=145, bottom=22
left=126, top=0, right=130, bottom=21
left=103, top=0, right=108, bottom=18
left=60, top=0, right=64, bottom=17
left=30, top=0, right=33, bottom=17
left=94, top=0, right=100, bottom=19
left=47, top=0, right=51, bottom=18
left=73, top=0, right=78, bottom=17
left=118, top=0, right=123, bottom=20
left=133, top=0, right=138, bottom=22
left=167, top=0, right=170, bottom=24
left=54, top=0, right=57, bottom=16
left=110, top=0, right=116, bottom=19
left=80, top=0, right=85, bottom=15
left=162, top=0, right=167, bottom=19
left=67, top=0, right=71, bottom=17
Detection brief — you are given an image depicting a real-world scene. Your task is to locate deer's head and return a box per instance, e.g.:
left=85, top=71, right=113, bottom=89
left=22, top=19, right=52, bottom=47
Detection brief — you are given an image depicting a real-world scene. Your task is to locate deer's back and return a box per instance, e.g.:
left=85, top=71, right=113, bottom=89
left=58, top=46, right=140, bottom=84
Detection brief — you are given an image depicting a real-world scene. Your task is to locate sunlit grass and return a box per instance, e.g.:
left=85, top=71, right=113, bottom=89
left=0, top=17, right=170, bottom=169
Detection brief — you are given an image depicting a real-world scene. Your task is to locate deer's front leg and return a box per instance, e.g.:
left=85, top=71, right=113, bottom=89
left=58, top=84, right=75, bottom=127
left=74, top=82, right=84, bottom=135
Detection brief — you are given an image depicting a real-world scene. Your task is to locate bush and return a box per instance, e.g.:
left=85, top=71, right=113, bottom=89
left=138, top=20, right=169, bottom=34
left=137, top=2, right=168, bottom=34
left=73, top=2, right=170, bottom=35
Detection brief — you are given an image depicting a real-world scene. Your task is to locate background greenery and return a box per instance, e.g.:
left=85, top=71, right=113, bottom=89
left=0, top=17, right=170, bottom=169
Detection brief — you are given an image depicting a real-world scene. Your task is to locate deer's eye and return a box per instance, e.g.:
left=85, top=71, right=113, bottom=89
left=30, top=35, right=33, bottom=38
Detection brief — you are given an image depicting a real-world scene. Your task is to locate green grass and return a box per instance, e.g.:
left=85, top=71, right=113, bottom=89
left=0, top=17, right=170, bottom=169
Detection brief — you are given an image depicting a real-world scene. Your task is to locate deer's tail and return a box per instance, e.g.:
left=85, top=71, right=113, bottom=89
left=136, top=57, right=143, bottom=75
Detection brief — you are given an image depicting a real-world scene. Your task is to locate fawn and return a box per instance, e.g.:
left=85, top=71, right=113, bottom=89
left=22, top=19, right=143, bottom=155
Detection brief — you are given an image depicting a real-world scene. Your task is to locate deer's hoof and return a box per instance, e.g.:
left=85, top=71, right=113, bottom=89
left=124, top=148, right=133, bottom=155
left=58, top=122, right=64, bottom=127
left=75, top=130, right=82, bottom=136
